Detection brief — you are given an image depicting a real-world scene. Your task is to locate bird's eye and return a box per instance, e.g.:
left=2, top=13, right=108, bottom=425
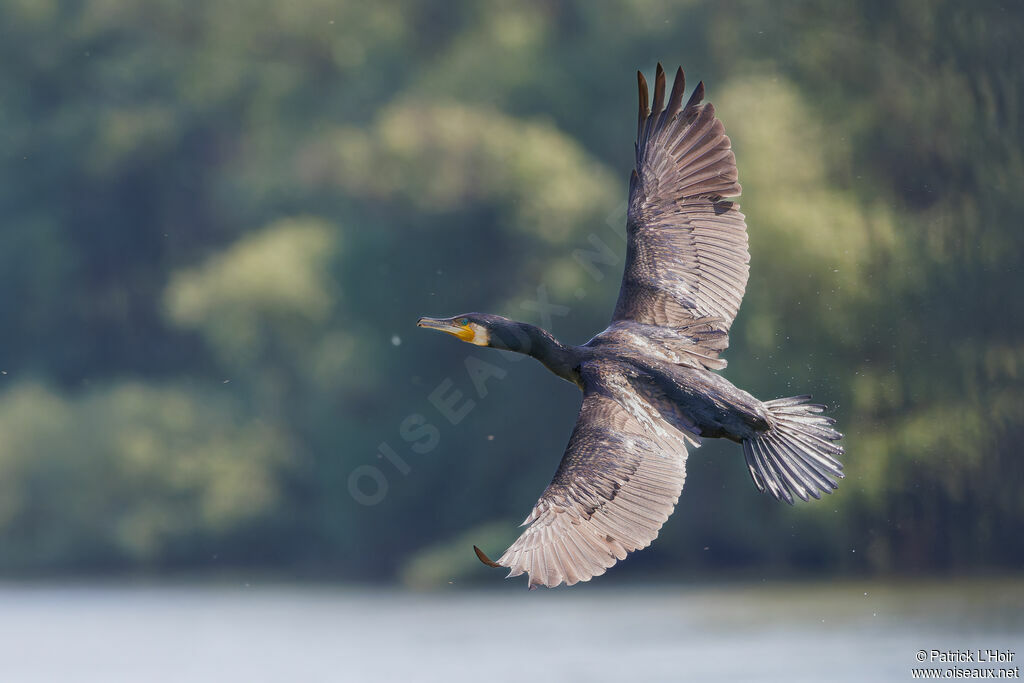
left=458, top=318, right=470, bottom=326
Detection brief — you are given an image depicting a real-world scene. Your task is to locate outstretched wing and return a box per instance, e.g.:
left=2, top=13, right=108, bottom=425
left=612, top=64, right=749, bottom=334
left=478, top=364, right=691, bottom=588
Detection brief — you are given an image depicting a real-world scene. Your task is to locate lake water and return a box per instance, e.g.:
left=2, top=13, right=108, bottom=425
left=1, top=579, right=1020, bottom=682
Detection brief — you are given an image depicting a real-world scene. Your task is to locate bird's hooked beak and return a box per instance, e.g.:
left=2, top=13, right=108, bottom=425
left=417, top=316, right=475, bottom=343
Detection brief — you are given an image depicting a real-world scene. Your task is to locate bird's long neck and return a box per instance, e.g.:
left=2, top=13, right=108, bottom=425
left=490, top=321, right=580, bottom=386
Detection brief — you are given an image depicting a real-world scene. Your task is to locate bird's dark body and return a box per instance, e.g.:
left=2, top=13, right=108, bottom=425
left=503, top=323, right=771, bottom=443
left=417, top=64, right=844, bottom=589
left=637, top=362, right=771, bottom=441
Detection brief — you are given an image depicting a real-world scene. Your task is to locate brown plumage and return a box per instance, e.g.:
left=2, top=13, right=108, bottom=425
left=418, top=64, right=843, bottom=589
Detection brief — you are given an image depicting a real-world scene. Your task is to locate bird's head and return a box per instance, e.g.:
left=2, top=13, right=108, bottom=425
left=416, top=313, right=515, bottom=348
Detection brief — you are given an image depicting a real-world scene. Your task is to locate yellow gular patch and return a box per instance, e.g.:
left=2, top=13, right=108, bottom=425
left=454, top=326, right=475, bottom=342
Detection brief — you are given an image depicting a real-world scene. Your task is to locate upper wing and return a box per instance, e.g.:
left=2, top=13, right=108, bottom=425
left=612, top=64, right=749, bottom=334
left=478, top=363, right=691, bottom=589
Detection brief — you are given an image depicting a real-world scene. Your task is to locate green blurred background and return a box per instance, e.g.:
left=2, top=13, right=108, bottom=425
left=1, top=0, right=1021, bottom=588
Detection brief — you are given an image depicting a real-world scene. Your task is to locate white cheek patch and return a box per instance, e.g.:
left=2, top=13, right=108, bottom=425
left=470, top=324, right=490, bottom=346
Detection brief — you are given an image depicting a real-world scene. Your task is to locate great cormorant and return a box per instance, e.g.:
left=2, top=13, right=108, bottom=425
left=417, top=64, right=843, bottom=589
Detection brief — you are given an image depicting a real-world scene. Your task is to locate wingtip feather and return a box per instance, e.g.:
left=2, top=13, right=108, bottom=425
left=666, top=66, right=686, bottom=119
left=473, top=545, right=502, bottom=568
left=637, top=70, right=649, bottom=142
left=685, top=80, right=706, bottom=110
left=652, top=63, right=667, bottom=117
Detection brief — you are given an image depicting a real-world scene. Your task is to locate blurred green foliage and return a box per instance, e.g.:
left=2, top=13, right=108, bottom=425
left=0, top=0, right=1020, bottom=583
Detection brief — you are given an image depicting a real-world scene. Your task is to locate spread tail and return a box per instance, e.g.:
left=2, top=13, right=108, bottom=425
left=742, top=395, right=844, bottom=504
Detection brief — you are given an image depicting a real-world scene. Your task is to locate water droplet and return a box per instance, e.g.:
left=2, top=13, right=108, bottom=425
left=391, top=335, right=402, bottom=346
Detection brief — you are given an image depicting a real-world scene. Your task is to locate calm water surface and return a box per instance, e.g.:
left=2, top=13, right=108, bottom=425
left=0, top=579, right=1020, bottom=682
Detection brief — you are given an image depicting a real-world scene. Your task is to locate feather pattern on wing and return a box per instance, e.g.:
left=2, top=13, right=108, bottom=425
left=613, top=64, right=749, bottom=338
left=491, top=361, right=691, bottom=588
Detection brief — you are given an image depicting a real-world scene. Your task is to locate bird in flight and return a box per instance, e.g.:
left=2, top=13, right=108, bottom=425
left=417, top=64, right=843, bottom=589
